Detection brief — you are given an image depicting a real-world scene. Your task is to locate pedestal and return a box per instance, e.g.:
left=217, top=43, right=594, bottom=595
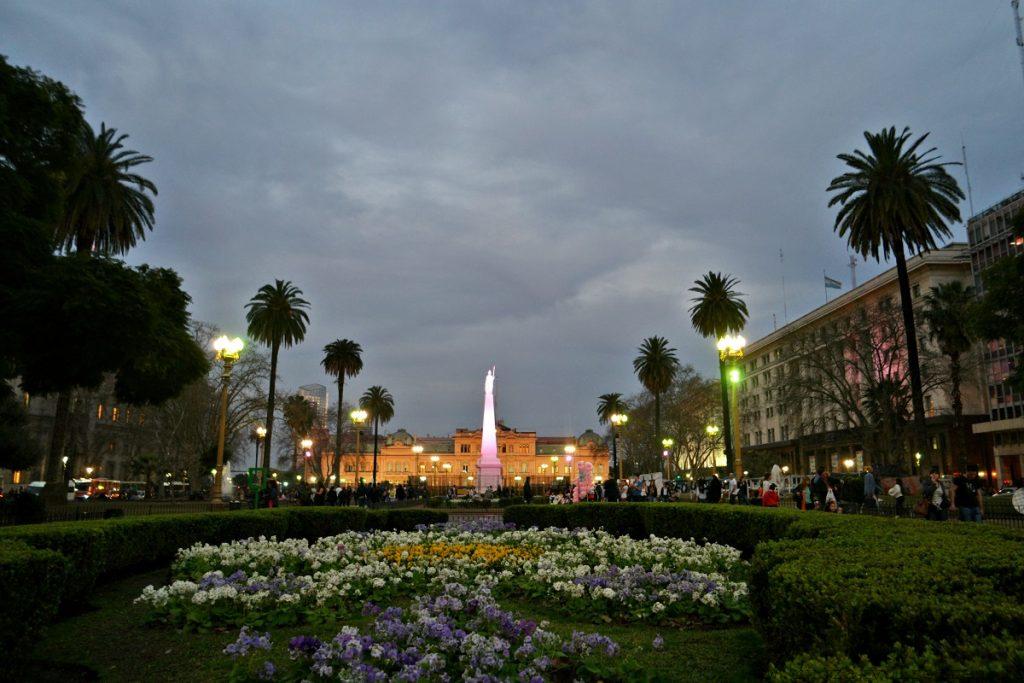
left=476, top=462, right=502, bottom=493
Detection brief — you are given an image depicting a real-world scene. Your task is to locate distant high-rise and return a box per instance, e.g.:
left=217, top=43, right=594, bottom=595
left=298, top=383, right=329, bottom=425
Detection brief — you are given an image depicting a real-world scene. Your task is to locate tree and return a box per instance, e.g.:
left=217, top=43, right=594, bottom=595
left=0, top=383, right=41, bottom=472
left=54, top=122, right=157, bottom=255
left=321, top=339, right=363, bottom=480
left=632, top=336, right=679, bottom=456
left=596, top=393, right=627, bottom=425
left=688, top=271, right=749, bottom=472
left=778, top=303, right=944, bottom=471
left=827, top=126, right=964, bottom=468
left=281, top=394, right=316, bottom=471
left=920, top=281, right=975, bottom=470
left=17, top=257, right=207, bottom=487
left=360, top=385, right=394, bottom=486
left=245, top=280, right=310, bottom=472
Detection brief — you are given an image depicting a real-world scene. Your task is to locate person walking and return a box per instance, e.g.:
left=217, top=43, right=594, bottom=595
left=265, top=479, right=279, bottom=509
left=888, top=478, right=905, bottom=517
left=921, top=467, right=950, bottom=521
left=951, top=464, right=984, bottom=522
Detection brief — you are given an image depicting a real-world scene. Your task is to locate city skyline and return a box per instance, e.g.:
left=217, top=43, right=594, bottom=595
left=3, top=1, right=1023, bottom=434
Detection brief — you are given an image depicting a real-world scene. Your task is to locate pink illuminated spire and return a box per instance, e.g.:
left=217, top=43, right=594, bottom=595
left=476, top=366, right=502, bottom=491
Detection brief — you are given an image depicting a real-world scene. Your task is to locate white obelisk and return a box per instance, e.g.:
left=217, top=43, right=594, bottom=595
left=476, top=367, right=502, bottom=492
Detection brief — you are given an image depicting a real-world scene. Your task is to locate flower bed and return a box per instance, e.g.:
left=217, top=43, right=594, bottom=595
left=137, top=522, right=748, bottom=630
left=224, top=582, right=636, bottom=682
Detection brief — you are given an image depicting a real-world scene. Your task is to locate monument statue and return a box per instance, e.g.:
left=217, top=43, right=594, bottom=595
left=476, top=366, right=502, bottom=492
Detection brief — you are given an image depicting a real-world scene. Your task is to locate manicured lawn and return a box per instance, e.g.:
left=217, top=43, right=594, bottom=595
left=28, top=569, right=765, bottom=682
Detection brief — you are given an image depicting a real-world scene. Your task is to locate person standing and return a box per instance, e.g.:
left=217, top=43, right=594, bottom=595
left=265, top=478, right=279, bottom=509
left=863, top=466, right=879, bottom=511
left=762, top=483, right=780, bottom=508
left=888, top=478, right=905, bottom=517
left=921, top=468, right=950, bottom=521
left=727, top=473, right=738, bottom=504
left=707, top=473, right=723, bottom=504
left=951, top=464, right=984, bottom=522
left=736, top=474, right=749, bottom=504
left=798, top=477, right=812, bottom=511
left=812, top=470, right=830, bottom=511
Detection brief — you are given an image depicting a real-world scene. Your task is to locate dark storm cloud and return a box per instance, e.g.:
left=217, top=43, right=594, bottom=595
left=4, top=1, right=1022, bottom=434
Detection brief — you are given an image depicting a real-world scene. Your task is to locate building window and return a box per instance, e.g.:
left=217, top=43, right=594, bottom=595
left=767, top=428, right=775, bottom=442
left=501, top=444, right=506, bottom=453
left=111, top=406, right=120, bottom=422
left=97, top=404, right=104, bottom=420
left=461, top=464, right=469, bottom=473
left=520, top=463, right=527, bottom=473
left=912, top=283, right=921, bottom=298
left=460, top=444, right=470, bottom=453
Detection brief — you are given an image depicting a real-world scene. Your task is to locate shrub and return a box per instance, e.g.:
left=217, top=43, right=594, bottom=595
left=281, top=507, right=368, bottom=541
left=382, top=508, right=447, bottom=530
left=0, top=541, right=67, bottom=656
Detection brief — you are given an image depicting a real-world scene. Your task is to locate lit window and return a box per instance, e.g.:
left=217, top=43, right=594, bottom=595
left=97, top=404, right=105, bottom=420
left=111, top=407, right=120, bottom=422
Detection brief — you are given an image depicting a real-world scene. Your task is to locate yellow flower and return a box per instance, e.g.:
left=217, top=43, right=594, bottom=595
left=378, top=542, right=541, bottom=566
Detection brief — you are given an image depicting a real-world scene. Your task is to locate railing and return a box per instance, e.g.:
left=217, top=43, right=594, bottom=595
left=772, top=495, right=1024, bottom=528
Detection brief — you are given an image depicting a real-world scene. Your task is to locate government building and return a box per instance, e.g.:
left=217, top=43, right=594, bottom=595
left=737, top=243, right=995, bottom=479
left=325, top=422, right=610, bottom=489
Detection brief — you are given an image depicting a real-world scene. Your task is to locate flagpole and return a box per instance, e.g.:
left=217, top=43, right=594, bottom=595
left=780, top=249, right=788, bottom=324
left=823, top=269, right=828, bottom=304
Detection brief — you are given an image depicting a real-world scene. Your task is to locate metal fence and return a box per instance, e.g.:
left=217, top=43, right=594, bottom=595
left=772, top=495, right=1024, bottom=528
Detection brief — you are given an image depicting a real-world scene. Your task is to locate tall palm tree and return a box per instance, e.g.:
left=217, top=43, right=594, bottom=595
left=632, top=337, right=679, bottom=457
left=360, top=386, right=395, bottom=486
left=246, top=280, right=310, bottom=471
left=921, top=281, right=975, bottom=470
left=688, top=272, right=748, bottom=472
left=322, top=339, right=363, bottom=479
left=55, top=122, right=158, bottom=254
left=45, top=122, right=158, bottom=490
left=281, top=394, right=316, bottom=470
left=828, top=126, right=963, bottom=469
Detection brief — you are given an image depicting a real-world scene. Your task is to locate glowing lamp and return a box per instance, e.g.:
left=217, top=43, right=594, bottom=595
left=301, top=438, right=313, bottom=450
left=350, top=409, right=368, bottom=424
left=213, top=335, right=244, bottom=360
left=412, top=445, right=424, bottom=455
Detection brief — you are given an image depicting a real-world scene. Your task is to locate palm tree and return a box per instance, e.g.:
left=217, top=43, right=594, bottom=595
left=632, top=337, right=679, bottom=458
left=596, top=393, right=627, bottom=425
left=245, top=280, right=310, bottom=471
left=322, top=339, right=363, bottom=479
left=828, top=126, right=963, bottom=469
left=688, top=272, right=748, bottom=471
left=597, top=392, right=628, bottom=479
left=45, top=122, right=158, bottom=490
left=921, top=281, right=975, bottom=470
left=360, top=386, right=395, bottom=486
left=55, top=122, right=157, bottom=254
left=281, top=394, right=316, bottom=470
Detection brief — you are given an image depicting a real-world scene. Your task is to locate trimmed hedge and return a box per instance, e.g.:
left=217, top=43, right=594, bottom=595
left=504, top=502, right=1024, bottom=674
left=0, top=506, right=447, bottom=655
left=0, top=541, right=68, bottom=656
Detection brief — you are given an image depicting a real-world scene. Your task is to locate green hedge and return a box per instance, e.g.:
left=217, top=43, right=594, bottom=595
left=0, top=506, right=447, bottom=655
left=0, top=541, right=68, bottom=656
left=504, top=502, right=1024, bottom=672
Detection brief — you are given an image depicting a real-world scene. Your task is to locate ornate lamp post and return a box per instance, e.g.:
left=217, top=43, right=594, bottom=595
left=662, top=437, right=675, bottom=480
left=563, top=444, right=575, bottom=477
left=350, top=409, right=368, bottom=482
left=430, top=454, right=440, bottom=490
left=253, top=425, right=267, bottom=470
left=301, top=437, right=314, bottom=482
left=716, top=334, right=746, bottom=475
left=609, top=412, right=628, bottom=479
left=412, top=444, right=424, bottom=484
left=212, top=335, right=243, bottom=501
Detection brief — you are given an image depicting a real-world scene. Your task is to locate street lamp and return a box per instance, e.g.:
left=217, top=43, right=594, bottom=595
left=843, top=458, right=855, bottom=470
left=412, top=444, right=424, bottom=480
left=253, top=425, right=266, bottom=471
left=716, top=334, right=746, bottom=477
left=212, top=335, right=244, bottom=501
left=661, top=437, right=675, bottom=479
left=914, top=451, right=922, bottom=474
left=85, top=466, right=94, bottom=476
left=350, top=409, right=368, bottom=480
left=610, top=412, right=628, bottom=480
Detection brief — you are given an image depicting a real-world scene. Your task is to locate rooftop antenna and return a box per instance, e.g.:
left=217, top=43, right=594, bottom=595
left=1014, top=1, right=1024, bottom=94
left=779, top=249, right=788, bottom=324
left=961, top=133, right=976, bottom=219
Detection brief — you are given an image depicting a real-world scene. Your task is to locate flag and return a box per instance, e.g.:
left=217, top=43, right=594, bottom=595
left=824, top=275, right=842, bottom=290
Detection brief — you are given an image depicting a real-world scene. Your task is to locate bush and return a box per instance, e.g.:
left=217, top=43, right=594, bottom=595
left=0, top=505, right=448, bottom=652
left=0, top=541, right=67, bottom=656
left=503, top=501, right=1024, bottom=674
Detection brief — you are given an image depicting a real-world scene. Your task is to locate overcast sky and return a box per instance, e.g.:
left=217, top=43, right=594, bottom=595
left=4, top=1, right=1023, bottom=436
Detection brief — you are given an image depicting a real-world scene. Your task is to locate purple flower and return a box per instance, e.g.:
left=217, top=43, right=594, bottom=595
left=223, top=626, right=272, bottom=658
left=288, top=635, right=323, bottom=655
left=257, top=660, right=276, bottom=680
left=653, top=634, right=665, bottom=650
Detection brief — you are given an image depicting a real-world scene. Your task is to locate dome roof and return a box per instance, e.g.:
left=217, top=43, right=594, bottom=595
left=577, top=429, right=605, bottom=447
left=386, top=429, right=415, bottom=446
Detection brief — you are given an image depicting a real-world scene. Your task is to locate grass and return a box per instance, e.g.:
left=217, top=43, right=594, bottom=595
left=28, top=569, right=765, bottom=682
